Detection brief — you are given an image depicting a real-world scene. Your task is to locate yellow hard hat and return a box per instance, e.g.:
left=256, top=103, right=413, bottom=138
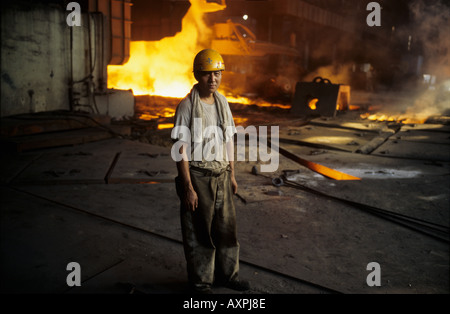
left=193, top=49, right=225, bottom=72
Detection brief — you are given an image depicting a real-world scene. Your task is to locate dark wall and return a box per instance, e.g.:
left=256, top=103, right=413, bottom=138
left=131, top=0, right=190, bottom=41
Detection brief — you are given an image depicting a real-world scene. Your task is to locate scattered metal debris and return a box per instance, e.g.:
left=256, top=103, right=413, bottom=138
left=272, top=177, right=284, bottom=187
left=235, top=193, right=247, bottom=204
left=308, top=150, right=327, bottom=155
left=346, top=140, right=360, bottom=146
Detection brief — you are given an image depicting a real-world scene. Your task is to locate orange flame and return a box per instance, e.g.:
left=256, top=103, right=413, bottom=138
left=158, top=123, right=175, bottom=130
left=224, top=95, right=291, bottom=109
left=308, top=98, right=318, bottom=110
left=107, top=0, right=226, bottom=98
left=360, top=112, right=428, bottom=124
left=107, top=0, right=293, bottom=122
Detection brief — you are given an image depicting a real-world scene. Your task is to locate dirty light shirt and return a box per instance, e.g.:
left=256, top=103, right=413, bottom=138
left=172, top=96, right=235, bottom=170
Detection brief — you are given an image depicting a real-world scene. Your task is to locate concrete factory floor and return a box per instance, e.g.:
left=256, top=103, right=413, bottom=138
left=1, top=95, right=449, bottom=300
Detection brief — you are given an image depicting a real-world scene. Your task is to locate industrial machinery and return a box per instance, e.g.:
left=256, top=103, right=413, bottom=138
left=211, top=19, right=302, bottom=102
left=291, top=76, right=350, bottom=117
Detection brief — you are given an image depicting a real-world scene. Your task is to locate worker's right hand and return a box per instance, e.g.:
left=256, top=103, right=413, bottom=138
left=184, top=187, right=198, bottom=212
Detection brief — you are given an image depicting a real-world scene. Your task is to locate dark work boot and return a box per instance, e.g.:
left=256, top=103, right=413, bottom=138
left=225, top=279, right=251, bottom=292
left=190, top=283, right=213, bottom=294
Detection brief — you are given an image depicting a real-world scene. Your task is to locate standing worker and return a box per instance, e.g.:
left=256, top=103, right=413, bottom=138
left=171, top=49, right=250, bottom=294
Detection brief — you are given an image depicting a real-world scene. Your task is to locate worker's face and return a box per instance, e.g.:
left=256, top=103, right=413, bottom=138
left=196, top=71, right=222, bottom=95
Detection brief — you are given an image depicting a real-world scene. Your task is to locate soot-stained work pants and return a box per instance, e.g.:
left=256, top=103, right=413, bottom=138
left=177, top=167, right=240, bottom=288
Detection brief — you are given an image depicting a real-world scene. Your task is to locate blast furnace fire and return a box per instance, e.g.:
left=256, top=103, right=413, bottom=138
left=107, top=0, right=288, bottom=124
left=107, top=0, right=225, bottom=98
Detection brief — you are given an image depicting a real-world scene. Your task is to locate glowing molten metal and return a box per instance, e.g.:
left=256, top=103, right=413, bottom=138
left=107, top=0, right=225, bottom=98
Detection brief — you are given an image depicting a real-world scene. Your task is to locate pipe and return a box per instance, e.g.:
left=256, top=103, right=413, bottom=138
left=68, top=24, right=75, bottom=112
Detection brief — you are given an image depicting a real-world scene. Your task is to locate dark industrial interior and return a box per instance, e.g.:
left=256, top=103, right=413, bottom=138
left=1, top=0, right=449, bottom=301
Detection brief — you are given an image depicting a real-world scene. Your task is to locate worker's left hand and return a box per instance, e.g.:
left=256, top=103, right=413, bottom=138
left=230, top=175, right=238, bottom=195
